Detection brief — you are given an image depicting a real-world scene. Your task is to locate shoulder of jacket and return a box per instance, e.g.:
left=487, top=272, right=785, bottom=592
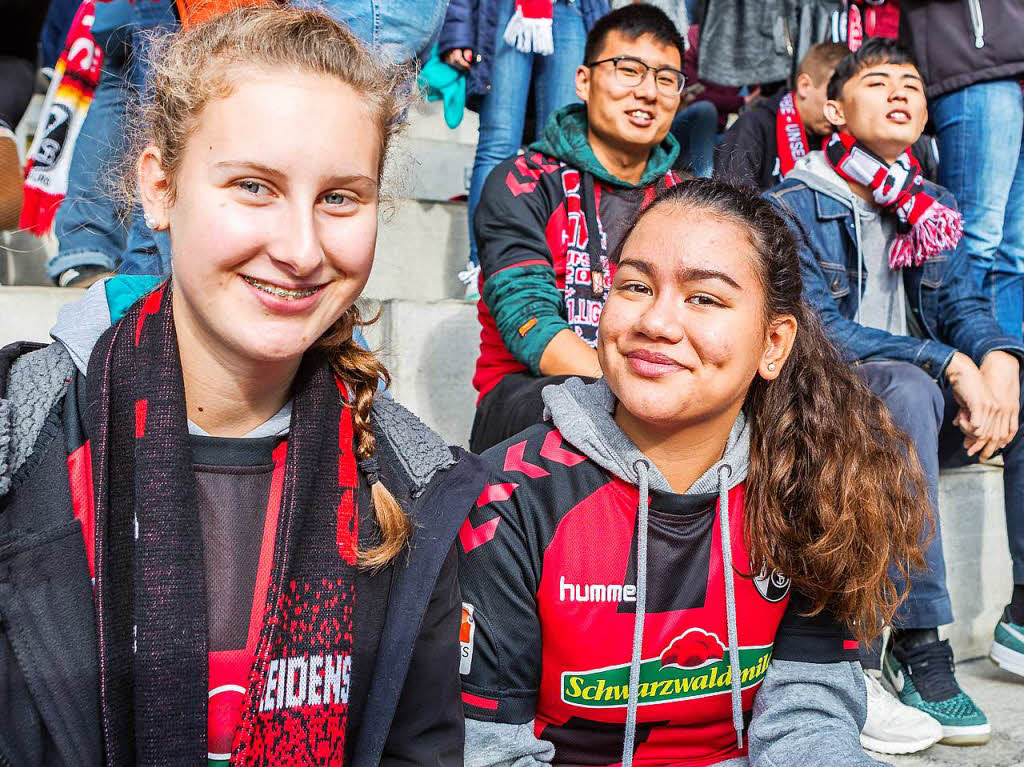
left=0, top=343, right=74, bottom=497
left=372, top=395, right=456, bottom=496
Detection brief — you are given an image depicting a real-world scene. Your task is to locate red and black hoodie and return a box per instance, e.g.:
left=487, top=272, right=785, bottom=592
left=458, top=377, right=882, bottom=767
left=472, top=104, right=681, bottom=402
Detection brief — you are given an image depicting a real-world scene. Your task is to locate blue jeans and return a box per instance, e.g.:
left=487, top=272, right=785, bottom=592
left=932, top=80, right=1024, bottom=340
left=466, top=0, right=587, bottom=265
left=859, top=361, right=1024, bottom=632
left=671, top=100, right=717, bottom=178
left=321, top=0, right=449, bottom=64
left=51, top=0, right=175, bottom=280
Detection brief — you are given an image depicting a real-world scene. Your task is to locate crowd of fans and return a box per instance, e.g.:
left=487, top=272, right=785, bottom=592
left=1, top=0, right=1024, bottom=765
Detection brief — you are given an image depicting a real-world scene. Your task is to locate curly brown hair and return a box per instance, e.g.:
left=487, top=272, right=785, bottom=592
left=137, top=5, right=413, bottom=567
left=619, top=179, right=932, bottom=640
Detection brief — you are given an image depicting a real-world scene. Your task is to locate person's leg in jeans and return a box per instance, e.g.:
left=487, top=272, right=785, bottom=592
left=50, top=59, right=131, bottom=282
left=938, top=362, right=1024, bottom=628
left=932, top=81, right=1024, bottom=339
left=466, top=0, right=533, bottom=270
left=531, top=0, right=586, bottom=140
left=858, top=361, right=953, bottom=647
left=670, top=99, right=717, bottom=178
left=858, top=361, right=991, bottom=745
left=119, top=0, right=177, bottom=276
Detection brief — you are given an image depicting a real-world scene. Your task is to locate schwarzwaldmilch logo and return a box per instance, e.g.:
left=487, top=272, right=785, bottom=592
left=560, top=629, right=773, bottom=708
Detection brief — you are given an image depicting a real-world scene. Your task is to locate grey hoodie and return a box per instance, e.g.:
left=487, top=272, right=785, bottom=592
left=466, top=378, right=889, bottom=767
left=787, top=151, right=910, bottom=336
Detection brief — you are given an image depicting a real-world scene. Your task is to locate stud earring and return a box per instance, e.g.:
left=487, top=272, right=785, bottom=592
left=767, top=362, right=777, bottom=372
left=144, top=214, right=157, bottom=230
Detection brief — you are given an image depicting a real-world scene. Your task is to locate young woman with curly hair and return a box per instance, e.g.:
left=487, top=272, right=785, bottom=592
left=0, top=7, right=485, bottom=766
left=457, top=178, right=930, bottom=767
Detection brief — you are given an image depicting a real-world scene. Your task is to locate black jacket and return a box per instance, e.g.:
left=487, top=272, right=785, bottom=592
left=0, top=340, right=488, bottom=767
left=900, top=0, right=1024, bottom=99
left=714, top=90, right=940, bottom=192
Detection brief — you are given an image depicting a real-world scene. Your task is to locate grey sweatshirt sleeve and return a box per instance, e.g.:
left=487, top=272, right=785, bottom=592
left=465, top=719, right=554, bottom=767
left=746, top=660, right=893, bottom=767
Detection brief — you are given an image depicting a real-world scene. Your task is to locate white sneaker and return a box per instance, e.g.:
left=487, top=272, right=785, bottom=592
left=458, top=261, right=481, bottom=302
left=860, top=671, right=943, bottom=755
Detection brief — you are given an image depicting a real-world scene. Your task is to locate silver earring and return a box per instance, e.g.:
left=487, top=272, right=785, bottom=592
left=767, top=362, right=776, bottom=371
left=144, top=214, right=157, bottom=230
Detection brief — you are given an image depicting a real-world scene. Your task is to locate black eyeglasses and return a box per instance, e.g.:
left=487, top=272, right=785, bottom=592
left=586, top=56, right=686, bottom=96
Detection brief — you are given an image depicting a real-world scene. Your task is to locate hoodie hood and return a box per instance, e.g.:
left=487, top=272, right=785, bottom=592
left=51, top=275, right=164, bottom=376
left=542, top=377, right=749, bottom=762
left=786, top=150, right=861, bottom=211
left=541, top=376, right=749, bottom=493
left=529, top=103, right=680, bottom=189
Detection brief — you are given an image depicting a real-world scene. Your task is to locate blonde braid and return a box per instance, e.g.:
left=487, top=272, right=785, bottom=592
left=320, top=306, right=412, bottom=569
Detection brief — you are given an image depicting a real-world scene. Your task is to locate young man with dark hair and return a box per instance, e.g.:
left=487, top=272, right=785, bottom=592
left=469, top=4, right=684, bottom=453
left=715, top=42, right=849, bottom=190
left=768, top=38, right=1024, bottom=753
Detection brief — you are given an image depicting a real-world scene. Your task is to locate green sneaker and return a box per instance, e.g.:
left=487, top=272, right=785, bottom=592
left=882, top=638, right=990, bottom=746
left=991, top=606, right=1024, bottom=678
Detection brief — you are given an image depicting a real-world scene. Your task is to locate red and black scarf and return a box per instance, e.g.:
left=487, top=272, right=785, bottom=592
left=775, top=90, right=809, bottom=178
left=85, top=282, right=360, bottom=765
left=824, top=131, right=963, bottom=268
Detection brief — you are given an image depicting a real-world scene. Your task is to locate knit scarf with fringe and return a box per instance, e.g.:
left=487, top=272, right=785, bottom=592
left=824, top=131, right=962, bottom=269
left=503, top=0, right=554, bottom=55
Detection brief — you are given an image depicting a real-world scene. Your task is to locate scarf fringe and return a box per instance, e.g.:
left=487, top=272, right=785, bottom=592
left=889, top=204, right=965, bottom=269
left=502, top=10, right=554, bottom=55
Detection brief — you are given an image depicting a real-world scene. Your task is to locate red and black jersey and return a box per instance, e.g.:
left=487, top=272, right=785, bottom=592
left=472, top=152, right=680, bottom=401
left=458, top=423, right=859, bottom=766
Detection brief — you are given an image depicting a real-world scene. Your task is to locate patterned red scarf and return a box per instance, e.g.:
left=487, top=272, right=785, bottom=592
left=19, top=0, right=102, bottom=235
left=86, top=282, right=359, bottom=765
left=775, top=91, right=809, bottom=178
left=824, top=131, right=963, bottom=268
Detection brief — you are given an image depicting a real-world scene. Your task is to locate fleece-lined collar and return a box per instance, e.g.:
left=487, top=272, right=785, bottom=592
left=529, top=104, right=680, bottom=188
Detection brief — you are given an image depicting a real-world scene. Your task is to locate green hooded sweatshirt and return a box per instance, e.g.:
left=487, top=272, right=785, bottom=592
left=529, top=103, right=680, bottom=188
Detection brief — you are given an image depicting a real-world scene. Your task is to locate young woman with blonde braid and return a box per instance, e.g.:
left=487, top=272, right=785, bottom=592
left=0, top=7, right=485, bottom=766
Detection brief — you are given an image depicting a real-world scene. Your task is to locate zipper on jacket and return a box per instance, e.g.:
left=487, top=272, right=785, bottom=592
left=967, top=0, right=985, bottom=48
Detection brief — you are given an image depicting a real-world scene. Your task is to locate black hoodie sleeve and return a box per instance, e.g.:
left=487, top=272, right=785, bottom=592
left=713, top=107, right=775, bottom=190
left=475, top=154, right=570, bottom=373
left=380, top=544, right=465, bottom=767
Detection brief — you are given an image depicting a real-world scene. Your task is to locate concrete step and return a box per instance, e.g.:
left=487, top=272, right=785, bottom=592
left=0, top=286, right=1016, bottom=666
left=887, top=659, right=1024, bottom=766
left=370, top=200, right=469, bottom=302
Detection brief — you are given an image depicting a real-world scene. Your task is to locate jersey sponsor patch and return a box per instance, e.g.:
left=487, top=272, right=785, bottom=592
left=460, top=603, right=476, bottom=675
left=560, top=629, right=772, bottom=709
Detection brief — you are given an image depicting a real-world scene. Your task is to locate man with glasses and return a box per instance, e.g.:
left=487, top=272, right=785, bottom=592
left=469, top=4, right=685, bottom=453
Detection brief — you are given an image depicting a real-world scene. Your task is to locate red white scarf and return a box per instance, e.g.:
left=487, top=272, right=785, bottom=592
left=824, top=131, right=963, bottom=269
left=19, top=0, right=103, bottom=235
left=775, top=91, right=809, bottom=178
left=503, top=0, right=554, bottom=55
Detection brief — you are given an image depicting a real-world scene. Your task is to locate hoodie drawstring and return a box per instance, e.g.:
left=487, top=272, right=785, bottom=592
left=621, top=459, right=650, bottom=767
left=717, top=464, right=744, bottom=750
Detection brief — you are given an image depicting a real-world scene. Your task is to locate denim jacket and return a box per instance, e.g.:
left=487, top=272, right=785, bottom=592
left=765, top=155, right=1024, bottom=382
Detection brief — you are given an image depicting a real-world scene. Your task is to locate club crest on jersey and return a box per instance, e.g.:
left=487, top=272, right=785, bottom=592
left=753, top=566, right=791, bottom=603
left=561, top=629, right=772, bottom=708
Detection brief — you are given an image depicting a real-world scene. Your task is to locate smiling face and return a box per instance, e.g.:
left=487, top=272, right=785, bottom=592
left=599, top=206, right=793, bottom=431
left=577, top=30, right=681, bottom=158
left=139, top=66, right=381, bottom=367
left=824, top=61, right=927, bottom=163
